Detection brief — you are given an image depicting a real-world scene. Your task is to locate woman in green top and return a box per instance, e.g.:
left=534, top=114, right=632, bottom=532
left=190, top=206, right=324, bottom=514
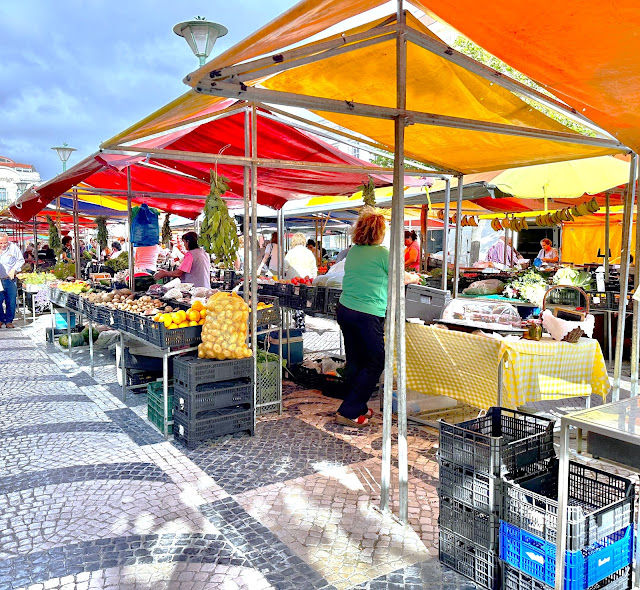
left=336, top=207, right=420, bottom=427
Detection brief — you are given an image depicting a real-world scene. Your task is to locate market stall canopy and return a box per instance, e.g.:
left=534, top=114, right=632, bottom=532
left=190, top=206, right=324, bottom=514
left=182, top=6, right=625, bottom=174
left=425, top=155, right=632, bottom=213
left=414, top=0, right=640, bottom=154
left=10, top=103, right=408, bottom=222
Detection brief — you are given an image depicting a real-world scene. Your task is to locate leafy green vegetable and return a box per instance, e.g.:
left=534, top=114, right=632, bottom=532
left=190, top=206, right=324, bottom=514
left=47, top=215, right=61, bottom=255
left=104, top=252, right=129, bottom=272
left=553, top=268, right=592, bottom=290
left=50, top=262, right=76, bottom=280
left=503, top=270, right=549, bottom=306
left=19, top=272, right=53, bottom=285
left=96, top=216, right=109, bottom=250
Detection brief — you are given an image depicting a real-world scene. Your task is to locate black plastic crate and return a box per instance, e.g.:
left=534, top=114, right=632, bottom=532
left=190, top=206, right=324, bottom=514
left=438, top=458, right=501, bottom=514
left=93, top=305, right=121, bottom=328
left=172, top=406, right=254, bottom=449
left=257, top=283, right=278, bottom=297
left=439, top=495, right=500, bottom=551
left=438, top=528, right=500, bottom=590
left=173, top=354, right=254, bottom=390
left=66, top=293, right=80, bottom=311
left=256, top=295, right=281, bottom=327
left=128, top=313, right=202, bottom=349
left=285, top=285, right=320, bottom=311
left=502, top=562, right=631, bottom=590
left=324, top=287, right=342, bottom=316
left=502, top=460, right=635, bottom=551
left=438, top=407, right=555, bottom=477
left=174, top=379, right=252, bottom=419
left=589, top=292, right=611, bottom=310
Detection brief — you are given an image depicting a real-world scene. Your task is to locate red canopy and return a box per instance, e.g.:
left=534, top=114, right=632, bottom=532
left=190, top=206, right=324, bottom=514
left=9, top=103, right=413, bottom=222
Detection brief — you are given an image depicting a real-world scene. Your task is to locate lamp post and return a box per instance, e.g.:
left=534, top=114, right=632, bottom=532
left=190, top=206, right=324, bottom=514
left=173, top=16, right=228, bottom=66
left=51, top=143, right=75, bottom=232
left=51, top=143, right=76, bottom=172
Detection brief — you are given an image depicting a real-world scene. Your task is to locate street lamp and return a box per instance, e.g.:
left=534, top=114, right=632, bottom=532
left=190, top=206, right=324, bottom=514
left=51, top=143, right=76, bottom=172
left=16, top=182, right=28, bottom=196
left=174, top=16, right=228, bottom=66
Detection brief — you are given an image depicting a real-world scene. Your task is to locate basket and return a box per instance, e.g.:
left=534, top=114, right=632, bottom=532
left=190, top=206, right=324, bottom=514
left=173, top=379, right=252, bottom=419
left=438, top=407, right=555, bottom=477
left=542, top=285, right=589, bottom=342
left=438, top=458, right=501, bottom=514
left=324, top=287, right=342, bottom=316
left=256, top=356, right=280, bottom=414
left=147, top=382, right=174, bottom=434
left=172, top=406, right=254, bottom=449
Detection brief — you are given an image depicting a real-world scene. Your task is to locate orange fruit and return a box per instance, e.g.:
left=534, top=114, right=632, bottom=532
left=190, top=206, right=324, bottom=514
left=178, top=321, right=189, bottom=328
left=200, top=309, right=207, bottom=319
left=191, top=300, right=203, bottom=312
left=188, top=310, right=200, bottom=322
left=188, top=320, right=198, bottom=327
left=198, top=319, right=205, bottom=325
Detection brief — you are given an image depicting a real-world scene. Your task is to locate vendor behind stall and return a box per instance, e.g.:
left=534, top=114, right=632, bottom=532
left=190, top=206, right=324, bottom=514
left=404, top=230, right=420, bottom=271
left=485, top=235, right=522, bottom=267
left=154, top=232, right=211, bottom=288
left=336, top=207, right=420, bottom=428
left=536, top=238, right=559, bottom=264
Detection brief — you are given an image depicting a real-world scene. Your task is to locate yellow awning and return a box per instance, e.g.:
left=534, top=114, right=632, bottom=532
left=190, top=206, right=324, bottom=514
left=261, top=13, right=617, bottom=174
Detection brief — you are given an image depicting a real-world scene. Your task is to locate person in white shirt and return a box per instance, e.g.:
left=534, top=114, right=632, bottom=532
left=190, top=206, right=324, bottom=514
left=0, top=232, right=24, bottom=328
left=536, top=238, right=559, bottom=263
left=284, top=233, right=318, bottom=280
left=258, top=232, right=279, bottom=275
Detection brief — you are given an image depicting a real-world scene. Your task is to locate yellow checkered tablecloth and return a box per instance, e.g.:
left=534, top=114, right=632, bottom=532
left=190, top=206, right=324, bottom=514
left=404, top=323, right=609, bottom=409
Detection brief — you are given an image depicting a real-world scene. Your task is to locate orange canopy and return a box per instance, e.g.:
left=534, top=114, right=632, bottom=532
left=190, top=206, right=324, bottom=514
left=415, top=0, right=640, bottom=152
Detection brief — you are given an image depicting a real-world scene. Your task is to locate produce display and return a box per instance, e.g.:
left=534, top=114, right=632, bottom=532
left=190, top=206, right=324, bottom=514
left=199, top=171, right=239, bottom=268
left=49, top=262, right=76, bottom=280
left=552, top=267, right=592, bottom=289
left=17, top=272, right=55, bottom=285
left=503, top=270, right=549, bottom=307
left=55, top=280, right=90, bottom=293
left=104, top=252, right=129, bottom=272
left=154, top=300, right=206, bottom=329
left=198, top=292, right=252, bottom=360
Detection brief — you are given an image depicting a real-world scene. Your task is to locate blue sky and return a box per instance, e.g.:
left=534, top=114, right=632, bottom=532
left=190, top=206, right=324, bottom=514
left=0, top=0, right=296, bottom=180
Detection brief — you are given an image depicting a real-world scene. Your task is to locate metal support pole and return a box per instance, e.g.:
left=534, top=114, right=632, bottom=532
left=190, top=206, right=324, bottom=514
left=126, top=167, right=134, bottom=291
left=243, top=108, right=250, bottom=303
left=251, top=103, right=259, bottom=434
left=163, top=352, right=169, bottom=439
left=73, top=188, right=81, bottom=279
left=277, top=208, right=285, bottom=279
left=88, top=317, right=94, bottom=378
left=394, top=0, right=409, bottom=524
left=554, top=418, right=571, bottom=590
left=442, top=179, right=450, bottom=291
left=503, top=220, right=509, bottom=266
left=120, top=331, right=127, bottom=401
left=631, top=159, right=640, bottom=396
left=604, top=192, right=610, bottom=281
left=612, top=152, right=638, bottom=401
left=32, top=217, right=37, bottom=270
left=453, top=175, right=463, bottom=297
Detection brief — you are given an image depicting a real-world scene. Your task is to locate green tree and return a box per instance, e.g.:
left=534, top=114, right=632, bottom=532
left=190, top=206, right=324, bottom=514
left=453, top=37, right=595, bottom=137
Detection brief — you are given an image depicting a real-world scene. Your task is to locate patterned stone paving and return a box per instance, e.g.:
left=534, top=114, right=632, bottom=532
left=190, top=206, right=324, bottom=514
left=0, top=316, right=477, bottom=589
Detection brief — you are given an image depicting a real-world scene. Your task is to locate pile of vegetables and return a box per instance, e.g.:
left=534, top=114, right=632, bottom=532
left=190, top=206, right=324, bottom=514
left=154, top=300, right=206, bottom=329
left=56, top=280, right=90, bottom=293
left=17, top=272, right=54, bottom=285
left=198, top=292, right=252, bottom=360
left=503, top=270, right=549, bottom=307
left=104, top=252, right=129, bottom=272
left=50, top=262, right=75, bottom=280
left=552, top=267, right=592, bottom=290
left=199, top=171, right=239, bottom=268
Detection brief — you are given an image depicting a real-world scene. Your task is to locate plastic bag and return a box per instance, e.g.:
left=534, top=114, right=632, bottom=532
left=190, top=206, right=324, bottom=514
left=130, top=204, right=160, bottom=247
left=462, top=279, right=505, bottom=296
left=198, top=292, right=252, bottom=359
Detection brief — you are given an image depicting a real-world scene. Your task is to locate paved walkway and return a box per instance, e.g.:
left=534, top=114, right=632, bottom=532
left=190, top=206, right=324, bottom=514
left=0, top=318, right=474, bottom=590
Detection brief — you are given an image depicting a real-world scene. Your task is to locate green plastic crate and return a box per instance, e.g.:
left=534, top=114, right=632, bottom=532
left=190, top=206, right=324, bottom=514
left=147, top=382, right=174, bottom=434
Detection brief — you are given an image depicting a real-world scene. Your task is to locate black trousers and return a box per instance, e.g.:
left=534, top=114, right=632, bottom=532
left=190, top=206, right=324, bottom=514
left=336, top=303, right=385, bottom=419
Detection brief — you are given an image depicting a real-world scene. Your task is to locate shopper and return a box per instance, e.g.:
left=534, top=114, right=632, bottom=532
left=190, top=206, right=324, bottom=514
left=404, top=230, right=421, bottom=271
left=61, top=236, right=73, bottom=262
left=336, top=208, right=420, bottom=427
left=258, top=232, right=279, bottom=276
left=109, top=241, right=124, bottom=259
left=284, top=233, right=318, bottom=331
left=154, top=232, right=211, bottom=288
left=0, top=232, right=24, bottom=328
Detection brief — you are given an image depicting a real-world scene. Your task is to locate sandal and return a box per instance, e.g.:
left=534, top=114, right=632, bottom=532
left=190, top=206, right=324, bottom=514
left=365, top=408, right=374, bottom=419
left=336, top=413, right=369, bottom=428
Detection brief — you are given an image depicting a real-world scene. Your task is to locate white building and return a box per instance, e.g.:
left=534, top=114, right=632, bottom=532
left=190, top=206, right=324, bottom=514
left=0, top=156, right=42, bottom=208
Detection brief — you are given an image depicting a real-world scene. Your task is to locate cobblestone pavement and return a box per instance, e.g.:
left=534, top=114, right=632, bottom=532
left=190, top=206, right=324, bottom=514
left=0, top=317, right=476, bottom=590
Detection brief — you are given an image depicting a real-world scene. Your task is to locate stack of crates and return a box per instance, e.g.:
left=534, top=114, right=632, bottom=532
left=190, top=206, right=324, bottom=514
left=500, top=460, right=635, bottom=590
left=438, top=408, right=556, bottom=589
left=172, top=354, right=255, bottom=449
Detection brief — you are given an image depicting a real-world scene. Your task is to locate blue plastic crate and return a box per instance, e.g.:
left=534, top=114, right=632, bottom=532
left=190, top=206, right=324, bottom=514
left=499, top=521, right=633, bottom=590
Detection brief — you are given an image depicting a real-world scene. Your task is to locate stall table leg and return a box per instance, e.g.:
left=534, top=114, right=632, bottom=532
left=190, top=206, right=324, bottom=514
left=88, top=318, right=94, bottom=378
left=163, top=351, right=169, bottom=439
left=120, top=332, right=127, bottom=402
left=554, top=418, right=570, bottom=590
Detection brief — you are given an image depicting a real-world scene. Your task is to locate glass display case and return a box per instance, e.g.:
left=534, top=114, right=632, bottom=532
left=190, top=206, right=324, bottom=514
left=441, top=298, right=523, bottom=331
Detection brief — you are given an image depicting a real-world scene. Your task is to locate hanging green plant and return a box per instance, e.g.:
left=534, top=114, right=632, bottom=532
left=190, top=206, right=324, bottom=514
left=361, top=176, right=376, bottom=207
left=47, top=215, right=61, bottom=254
left=161, top=214, right=172, bottom=247
left=199, top=170, right=239, bottom=268
left=95, top=216, right=108, bottom=250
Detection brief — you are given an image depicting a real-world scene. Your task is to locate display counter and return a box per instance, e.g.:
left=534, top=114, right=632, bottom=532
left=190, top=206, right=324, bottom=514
left=404, top=323, right=609, bottom=409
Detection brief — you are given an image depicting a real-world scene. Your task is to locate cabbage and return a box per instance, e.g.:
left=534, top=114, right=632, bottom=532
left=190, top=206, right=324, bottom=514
left=553, top=268, right=592, bottom=289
